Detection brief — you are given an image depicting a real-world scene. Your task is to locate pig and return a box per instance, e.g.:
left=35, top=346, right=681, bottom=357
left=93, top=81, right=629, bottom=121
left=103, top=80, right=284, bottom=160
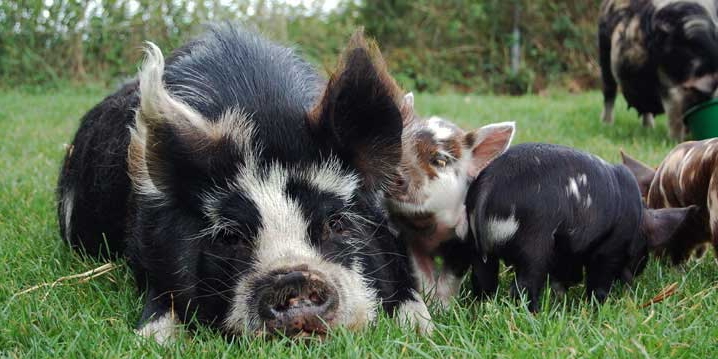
left=466, top=143, right=697, bottom=312
left=622, top=139, right=718, bottom=264
left=385, top=93, right=515, bottom=307
left=598, top=0, right=718, bottom=139
left=56, top=25, right=432, bottom=343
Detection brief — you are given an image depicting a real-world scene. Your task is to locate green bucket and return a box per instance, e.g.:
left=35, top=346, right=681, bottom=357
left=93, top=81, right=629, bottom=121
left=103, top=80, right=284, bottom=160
left=684, top=98, right=718, bottom=140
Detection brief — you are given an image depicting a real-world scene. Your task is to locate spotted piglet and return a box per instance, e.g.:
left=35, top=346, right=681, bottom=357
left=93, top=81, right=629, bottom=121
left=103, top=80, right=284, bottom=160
left=466, top=143, right=697, bottom=312
left=622, top=139, right=718, bottom=264
left=385, top=93, right=515, bottom=307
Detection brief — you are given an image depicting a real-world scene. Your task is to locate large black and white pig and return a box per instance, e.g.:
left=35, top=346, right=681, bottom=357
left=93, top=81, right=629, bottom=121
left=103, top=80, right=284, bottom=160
left=56, top=25, right=431, bottom=343
left=466, top=143, right=697, bottom=312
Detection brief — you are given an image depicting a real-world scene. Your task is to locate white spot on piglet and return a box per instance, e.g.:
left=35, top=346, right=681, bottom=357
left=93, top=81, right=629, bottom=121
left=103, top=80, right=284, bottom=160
left=485, top=210, right=519, bottom=245
left=566, top=178, right=580, bottom=201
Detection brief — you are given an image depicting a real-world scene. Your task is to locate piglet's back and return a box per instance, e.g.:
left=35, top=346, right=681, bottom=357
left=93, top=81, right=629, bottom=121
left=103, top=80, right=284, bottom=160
left=467, top=143, right=643, bottom=252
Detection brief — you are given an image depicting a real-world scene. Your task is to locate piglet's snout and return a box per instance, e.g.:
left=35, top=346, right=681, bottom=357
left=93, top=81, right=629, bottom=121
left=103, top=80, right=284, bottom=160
left=257, top=268, right=338, bottom=336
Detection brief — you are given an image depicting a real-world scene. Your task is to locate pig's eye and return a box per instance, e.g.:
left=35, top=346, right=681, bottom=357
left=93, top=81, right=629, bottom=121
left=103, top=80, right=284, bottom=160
left=323, top=217, right=346, bottom=240
left=431, top=153, right=449, bottom=168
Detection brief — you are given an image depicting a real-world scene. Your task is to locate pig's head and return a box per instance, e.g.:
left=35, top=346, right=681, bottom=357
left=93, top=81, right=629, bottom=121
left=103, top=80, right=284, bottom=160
left=128, top=31, right=422, bottom=338
left=622, top=150, right=710, bottom=264
left=385, top=94, right=515, bottom=253
left=624, top=205, right=698, bottom=282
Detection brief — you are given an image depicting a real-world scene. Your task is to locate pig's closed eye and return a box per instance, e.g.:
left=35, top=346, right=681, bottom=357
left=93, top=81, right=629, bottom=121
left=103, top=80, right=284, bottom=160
left=323, top=216, right=346, bottom=240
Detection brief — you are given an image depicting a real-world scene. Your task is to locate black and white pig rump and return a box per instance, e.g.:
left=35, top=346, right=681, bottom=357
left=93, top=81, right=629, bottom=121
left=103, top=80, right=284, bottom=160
left=598, top=0, right=718, bottom=139
left=465, top=143, right=696, bottom=312
left=56, top=25, right=432, bottom=343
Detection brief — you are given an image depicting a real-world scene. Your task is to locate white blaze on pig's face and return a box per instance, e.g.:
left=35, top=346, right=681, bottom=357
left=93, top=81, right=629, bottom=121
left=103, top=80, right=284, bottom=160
left=387, top=95, right=515, bottom=242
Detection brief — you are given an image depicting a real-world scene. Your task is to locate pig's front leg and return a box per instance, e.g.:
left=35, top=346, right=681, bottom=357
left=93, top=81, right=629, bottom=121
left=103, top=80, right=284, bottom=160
left=409, top=248, right=438, bottom=300
left=470, top=254, right=500, bottom=299
left=434, top=269, right=462, bottom=309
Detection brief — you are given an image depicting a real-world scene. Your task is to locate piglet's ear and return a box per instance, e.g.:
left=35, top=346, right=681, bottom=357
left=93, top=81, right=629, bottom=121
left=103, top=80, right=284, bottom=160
left=465, top=122, right=515, bottom=178
left=643, top=206, right=698, bottom=249
left=620, top=151, right=655, bottom=197
left=310, top=30, right=403, bottom=191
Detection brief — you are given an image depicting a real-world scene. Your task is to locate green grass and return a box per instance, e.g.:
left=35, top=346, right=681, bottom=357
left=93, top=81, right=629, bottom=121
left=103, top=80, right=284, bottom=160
left=1, top=87, right=716, bottom=358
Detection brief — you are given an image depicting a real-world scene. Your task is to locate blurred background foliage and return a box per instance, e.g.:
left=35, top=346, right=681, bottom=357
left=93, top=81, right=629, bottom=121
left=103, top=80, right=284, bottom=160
left=1, top=0, right=598, bottom=94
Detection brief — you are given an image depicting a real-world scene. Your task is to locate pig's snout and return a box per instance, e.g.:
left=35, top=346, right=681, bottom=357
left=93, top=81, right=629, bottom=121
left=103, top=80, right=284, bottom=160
left=257, top=268, right=338, bottom=336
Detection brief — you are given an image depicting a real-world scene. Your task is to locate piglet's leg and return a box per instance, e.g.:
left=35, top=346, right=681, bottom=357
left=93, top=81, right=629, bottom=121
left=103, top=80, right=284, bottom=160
left=470, top=254, right=499, bottom=299
left=585, top=254, right=622, bottom=304
left=512, top=264, right=549, bottom=313
left=509, top=231, right=551, bottom=313
left=410, top=250, right=437, bottom=299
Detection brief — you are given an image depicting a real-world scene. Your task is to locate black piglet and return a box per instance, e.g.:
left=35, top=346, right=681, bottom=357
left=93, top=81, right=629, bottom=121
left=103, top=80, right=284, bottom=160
left=464, top=143, right=696, bottom=312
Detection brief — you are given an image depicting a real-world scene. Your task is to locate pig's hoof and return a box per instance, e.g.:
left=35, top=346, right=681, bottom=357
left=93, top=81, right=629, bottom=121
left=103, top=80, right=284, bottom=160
left=641, top=113, right=655, bottom=128
left=395, top=293, right=434, bottom=335
left=135, top=312, right=179, bottom=345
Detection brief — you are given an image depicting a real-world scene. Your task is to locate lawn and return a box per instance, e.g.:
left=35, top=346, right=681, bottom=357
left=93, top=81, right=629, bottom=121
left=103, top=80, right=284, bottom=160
left=1, top=87, right=716, bottom=358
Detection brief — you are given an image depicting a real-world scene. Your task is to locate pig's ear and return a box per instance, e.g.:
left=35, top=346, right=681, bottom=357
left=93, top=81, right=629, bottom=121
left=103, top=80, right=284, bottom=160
left=130, top=42, right=248, bottom=206
left=464, top=122, right=515, bottom=178
left=643, top=206, right=698, bottom=249
left=684, top=74, right=718, bottom=94
left=620, top=150, right=655, bottom=197
left=401, top=92, right=416, bottom=126
left=310, top=30, right=403, bottom=191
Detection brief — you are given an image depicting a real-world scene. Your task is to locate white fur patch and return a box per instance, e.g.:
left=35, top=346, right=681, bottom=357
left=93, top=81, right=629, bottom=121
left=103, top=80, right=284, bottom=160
left=566, top=174, right=590, bottom=205
left=707, top=173, right=718, bottom=235
left=577, top=173, right=588, bottom=186
left=136, top=312, right=179, bottom=345
left=395, top=292, right=434, bottom=334
left=302, top=160, right=359, bottom=202
left=427, top=116, right=455, bottom=140
left=484, top=210, right=519, bottom=245
left=62, top=188, right=74, bottom=242
left=137, top=42, right=209, bottom=133
left=602, top=100, right=615, bottom=123
left=454, top=206, right=469, bottom=240
left=227, top=161, right=320, bottom=268
left=566, top=178, right=581, bottom=201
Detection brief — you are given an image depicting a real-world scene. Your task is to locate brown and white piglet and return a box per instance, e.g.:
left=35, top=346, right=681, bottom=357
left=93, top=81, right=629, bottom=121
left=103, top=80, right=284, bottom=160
left=385, top=93, right=515, bottom=307
left=622, top=138, right=718, bottom=264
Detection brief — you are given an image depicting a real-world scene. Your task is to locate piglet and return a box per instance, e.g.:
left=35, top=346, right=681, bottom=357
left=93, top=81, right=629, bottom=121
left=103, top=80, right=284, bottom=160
left=622, top=138, right=718, bottom=264
left=386, top=93, right=515, bottom=307
left=466, top=143, right=697, bottom=312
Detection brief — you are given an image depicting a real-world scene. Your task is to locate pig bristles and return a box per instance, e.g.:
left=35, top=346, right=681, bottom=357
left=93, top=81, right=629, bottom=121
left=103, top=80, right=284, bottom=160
left=640, top=282, right=678, bottom=308
left=12, top=262, right=117, bottom=298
